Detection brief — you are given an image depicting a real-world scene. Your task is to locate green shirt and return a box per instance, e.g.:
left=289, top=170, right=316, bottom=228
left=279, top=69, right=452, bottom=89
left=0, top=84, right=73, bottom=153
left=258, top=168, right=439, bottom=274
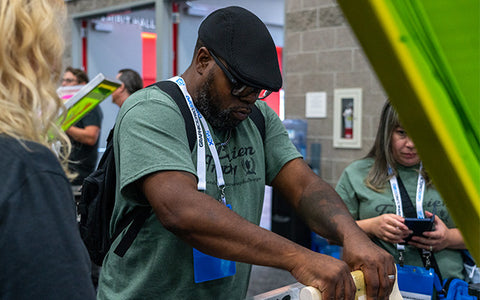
left=97, top=85, right=302, bottom=300
left=336, top=157, right=464, bottom=280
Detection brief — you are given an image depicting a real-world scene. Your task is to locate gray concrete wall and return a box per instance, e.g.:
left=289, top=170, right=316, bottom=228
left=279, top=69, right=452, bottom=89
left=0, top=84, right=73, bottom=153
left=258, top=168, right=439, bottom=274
left=284, top=0, right=387, bottom=186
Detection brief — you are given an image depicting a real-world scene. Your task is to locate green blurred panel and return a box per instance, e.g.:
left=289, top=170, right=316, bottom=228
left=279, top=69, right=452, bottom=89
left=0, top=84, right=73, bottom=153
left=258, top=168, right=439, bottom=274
left=337, top=0, right=480, bottom=261
left=422, top=0, right=480, bottom=126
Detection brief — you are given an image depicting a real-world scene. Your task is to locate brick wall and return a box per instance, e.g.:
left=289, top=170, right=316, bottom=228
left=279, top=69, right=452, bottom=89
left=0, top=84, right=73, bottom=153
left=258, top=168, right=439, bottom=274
left=284, top=0, right=387, bottom=187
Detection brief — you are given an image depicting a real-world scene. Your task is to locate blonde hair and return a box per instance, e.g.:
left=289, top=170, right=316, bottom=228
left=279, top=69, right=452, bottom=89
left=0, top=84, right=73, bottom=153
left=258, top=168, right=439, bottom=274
left=0, top=0, right=72, bottom=175
left=365, top=101, right=430, bottom=192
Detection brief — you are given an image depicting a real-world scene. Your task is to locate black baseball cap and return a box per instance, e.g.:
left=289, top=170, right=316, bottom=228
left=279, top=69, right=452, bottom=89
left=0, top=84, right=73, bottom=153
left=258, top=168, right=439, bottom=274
left=198, top=6, right=282, bottom=91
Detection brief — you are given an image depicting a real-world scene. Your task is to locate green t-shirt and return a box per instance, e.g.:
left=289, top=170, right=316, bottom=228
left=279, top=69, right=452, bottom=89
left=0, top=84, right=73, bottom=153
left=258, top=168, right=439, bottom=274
left=335, top=158, right=464, bottom=280
left=97, top=85, right=302, bottom=300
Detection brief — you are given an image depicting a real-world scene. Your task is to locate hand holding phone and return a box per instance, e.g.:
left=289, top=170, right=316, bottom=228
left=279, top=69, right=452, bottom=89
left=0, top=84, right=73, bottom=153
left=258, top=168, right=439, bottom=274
left=403, top=214, right=435, bottom=242
left=404, top=215, right=435, bottom=236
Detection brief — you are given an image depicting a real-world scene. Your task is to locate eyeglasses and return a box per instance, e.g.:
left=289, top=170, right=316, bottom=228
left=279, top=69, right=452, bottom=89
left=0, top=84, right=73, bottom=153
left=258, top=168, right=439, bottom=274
left=209, top=51, right=272, bottom=100
left=61, top=78, right=77, bottom=84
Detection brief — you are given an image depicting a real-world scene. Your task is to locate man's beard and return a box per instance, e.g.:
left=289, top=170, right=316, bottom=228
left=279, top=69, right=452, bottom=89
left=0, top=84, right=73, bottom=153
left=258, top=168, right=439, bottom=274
left=194, top=72, right=242, bottom=130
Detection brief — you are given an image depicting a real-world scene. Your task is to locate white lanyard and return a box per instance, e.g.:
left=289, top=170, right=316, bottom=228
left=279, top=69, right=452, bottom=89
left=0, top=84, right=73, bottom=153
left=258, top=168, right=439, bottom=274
left=388, top=163, right=425, bottom=252
left=388, top=162, right=425, bottom=218
left=169, top=77, right=226, bottom=204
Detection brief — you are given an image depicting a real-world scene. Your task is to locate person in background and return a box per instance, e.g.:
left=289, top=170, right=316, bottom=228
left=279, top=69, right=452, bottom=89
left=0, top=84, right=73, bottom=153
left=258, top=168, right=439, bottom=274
left=61, top=66, right=89, bottom=87
left=111, top=68, right=143, bottom=108
left=97, top=6, right=395, bottom=300
left=62, top=66, right=103, bottom=185
left=0, top=0, right=95, bottom=298
left=336, top=100, right=466, bottom=282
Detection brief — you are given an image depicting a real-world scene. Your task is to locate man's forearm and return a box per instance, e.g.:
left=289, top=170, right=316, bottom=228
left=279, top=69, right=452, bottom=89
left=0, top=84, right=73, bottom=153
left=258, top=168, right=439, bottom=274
left=66, top=125, right=99, bottom=145
left=144, top=171, right=309, bottom=271
left=296, top=179, right=366, bottom=245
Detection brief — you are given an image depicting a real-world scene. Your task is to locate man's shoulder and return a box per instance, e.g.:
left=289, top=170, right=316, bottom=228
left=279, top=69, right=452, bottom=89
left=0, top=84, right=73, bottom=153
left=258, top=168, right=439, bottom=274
left=254, top=100, right=273, bottom=117
left=114, top=85, right=189, bottom=145
left=121, top=84, right=180, bottom=113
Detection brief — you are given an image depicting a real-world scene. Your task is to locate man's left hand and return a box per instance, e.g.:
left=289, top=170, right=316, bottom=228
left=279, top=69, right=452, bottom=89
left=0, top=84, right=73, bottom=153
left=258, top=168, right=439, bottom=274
left=342, top=234, right=396, bottom=299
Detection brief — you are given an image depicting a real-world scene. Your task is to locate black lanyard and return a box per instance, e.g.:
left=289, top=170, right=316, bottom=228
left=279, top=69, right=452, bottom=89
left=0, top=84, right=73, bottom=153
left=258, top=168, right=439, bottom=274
left=397, top=175, right=443, bottom=282
left=397, top=176, right=417, bottom=218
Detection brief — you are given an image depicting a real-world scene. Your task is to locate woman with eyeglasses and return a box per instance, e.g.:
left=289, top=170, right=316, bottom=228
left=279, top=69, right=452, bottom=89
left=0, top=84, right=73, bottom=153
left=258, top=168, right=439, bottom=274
left=336, top=101, right=467, bottom=287
left=0, top=0, right=95, bottom=298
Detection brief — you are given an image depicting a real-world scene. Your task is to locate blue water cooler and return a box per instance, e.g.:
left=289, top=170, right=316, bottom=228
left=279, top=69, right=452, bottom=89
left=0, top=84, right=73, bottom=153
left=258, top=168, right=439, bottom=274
left=271, top=120, right=311, bottom=248
left=283, top=119, right=307, bottom=158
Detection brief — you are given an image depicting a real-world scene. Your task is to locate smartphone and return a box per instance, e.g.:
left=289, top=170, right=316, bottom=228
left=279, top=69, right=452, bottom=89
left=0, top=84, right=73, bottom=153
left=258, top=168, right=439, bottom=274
left=404, top=215, right=435, bottom=237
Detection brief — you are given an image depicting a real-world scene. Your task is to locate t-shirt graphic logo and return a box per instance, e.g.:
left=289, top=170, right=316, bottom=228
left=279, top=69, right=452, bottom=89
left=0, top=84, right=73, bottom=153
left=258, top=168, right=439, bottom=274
left=241, top=157, right=256, bottom=175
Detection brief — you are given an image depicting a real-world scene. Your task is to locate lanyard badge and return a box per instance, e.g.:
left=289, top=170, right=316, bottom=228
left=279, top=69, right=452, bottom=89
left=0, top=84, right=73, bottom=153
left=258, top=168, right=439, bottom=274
left=170, top=76, right=236, bottom=283
left=193, top=203, right=236, bottom=283
left=388, top=164, right=426, bottom=266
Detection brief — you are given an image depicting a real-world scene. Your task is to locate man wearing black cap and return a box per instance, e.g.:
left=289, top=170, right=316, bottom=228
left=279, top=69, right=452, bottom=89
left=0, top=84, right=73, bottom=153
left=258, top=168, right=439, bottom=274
left=97, top=6, right=395, bottom=300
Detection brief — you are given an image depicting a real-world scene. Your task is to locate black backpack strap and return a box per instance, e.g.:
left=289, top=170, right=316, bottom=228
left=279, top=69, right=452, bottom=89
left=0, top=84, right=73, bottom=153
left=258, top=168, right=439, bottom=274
left=111, top=81, right=197, bottom=258
left=113, top=207, right=151, bottom=257
left=151, top=81, right=196, bottom=151
left=250, top=105, right=266, bottom=141
left=97, top=127, right=115, bottom=167
left=103, top=125, right=151, bottom=258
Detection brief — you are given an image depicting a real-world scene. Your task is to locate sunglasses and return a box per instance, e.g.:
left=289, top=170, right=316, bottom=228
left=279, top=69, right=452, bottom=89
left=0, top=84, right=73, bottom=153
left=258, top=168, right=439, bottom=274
left=209, top=51, right=272, bottom=100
